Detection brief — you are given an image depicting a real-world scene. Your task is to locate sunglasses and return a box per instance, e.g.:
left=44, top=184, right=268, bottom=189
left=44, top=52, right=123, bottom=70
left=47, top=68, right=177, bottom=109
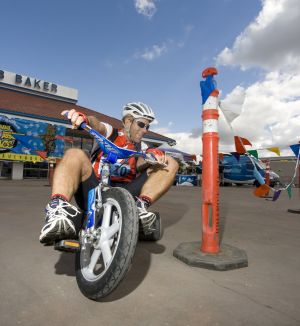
left=135, top=120, right=150, bottom=130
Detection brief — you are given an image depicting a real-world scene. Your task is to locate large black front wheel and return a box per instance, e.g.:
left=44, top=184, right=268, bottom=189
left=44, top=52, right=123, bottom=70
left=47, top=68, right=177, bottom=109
left=75, top=187, right=139, bottom=300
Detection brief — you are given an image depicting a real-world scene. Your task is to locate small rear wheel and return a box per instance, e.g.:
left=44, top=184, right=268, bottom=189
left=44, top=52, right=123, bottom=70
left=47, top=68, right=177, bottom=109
left=75, top=187, right=139, bottom=300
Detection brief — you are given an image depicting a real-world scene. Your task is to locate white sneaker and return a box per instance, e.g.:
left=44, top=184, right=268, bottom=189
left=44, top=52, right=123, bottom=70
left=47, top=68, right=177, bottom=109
left=39, top=198, right=80, bottom=244
left=136, top=198, right=156, bottom=235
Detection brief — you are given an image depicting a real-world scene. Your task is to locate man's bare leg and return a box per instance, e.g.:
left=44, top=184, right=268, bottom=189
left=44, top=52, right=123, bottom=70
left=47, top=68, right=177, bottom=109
left=140, top=156, right=178, bottom=203
left=51, top=148, right=93, bottom=200
left=40, top=149, right=93, bottom=244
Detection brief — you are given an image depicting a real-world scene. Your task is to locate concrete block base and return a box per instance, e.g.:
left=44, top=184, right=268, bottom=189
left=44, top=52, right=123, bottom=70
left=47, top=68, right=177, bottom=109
left=173, top=241, right=248, bottom=271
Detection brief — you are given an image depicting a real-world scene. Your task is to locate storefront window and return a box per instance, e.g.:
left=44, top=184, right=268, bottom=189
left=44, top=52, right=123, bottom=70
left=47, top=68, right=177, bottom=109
left=82, top=138, right=93, bottom=154
left=0, top=161, right=12, bottom=178
left=63, top=133, right=92, bottom=155
left=72, top=137, right=82, bottom=149
left=64, top=129, right=93, bottom=152
left=24, top=161, right=48, bottom=179
left=64, top=139, right=73, bottom=151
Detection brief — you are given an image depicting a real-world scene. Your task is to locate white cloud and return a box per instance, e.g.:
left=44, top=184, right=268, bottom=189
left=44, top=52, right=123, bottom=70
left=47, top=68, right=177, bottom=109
left=153, top=122, right=202, bottom=156
left=159, top=131, right=203, bottom=156
left=134, top=0, right=157, bottom=19
left=134, top=25, right=193, bottom=62
left=139, top=44, right=168, bottom=61
left=177, top=24, right=194, bottom=48
left=230, top=73, right=300, bottom=147
left=216, top=0, right=300, bottom=73
left=214, top=0, right=300, bottom=157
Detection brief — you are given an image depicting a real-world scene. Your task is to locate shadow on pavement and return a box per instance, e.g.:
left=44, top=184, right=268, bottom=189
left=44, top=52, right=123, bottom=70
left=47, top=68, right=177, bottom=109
left=155, top=202, right=188, bottom=229
left=53, top=201, right=186, bottom=300
left=53, top=241, right=166, bottom=301
left=99, top=241, right=166, bottom=302
left=54, top=252, right=76, bottom=276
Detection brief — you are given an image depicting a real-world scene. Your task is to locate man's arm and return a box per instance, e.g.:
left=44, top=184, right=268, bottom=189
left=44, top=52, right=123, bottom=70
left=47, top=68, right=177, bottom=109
left=87, top=115, right=109, bottom=136
left=136, top=156, right=151, bottom=173
left=61, top=109, right=111, bottom=137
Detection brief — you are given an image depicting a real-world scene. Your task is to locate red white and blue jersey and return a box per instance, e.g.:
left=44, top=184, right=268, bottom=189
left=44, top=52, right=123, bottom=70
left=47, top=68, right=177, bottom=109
left=92, top=127, right=142, bottom=183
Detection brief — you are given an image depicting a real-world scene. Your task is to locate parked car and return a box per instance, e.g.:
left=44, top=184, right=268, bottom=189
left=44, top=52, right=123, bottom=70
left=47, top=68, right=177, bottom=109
left=220, top=154, right=280, bottom=187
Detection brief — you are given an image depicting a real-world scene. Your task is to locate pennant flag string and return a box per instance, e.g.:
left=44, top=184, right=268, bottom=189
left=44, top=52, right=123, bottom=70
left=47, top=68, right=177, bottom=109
left=234, top=136, right=252, bottom=154
left=266, top=147, right=280, bottom=156
left=290, top=144, right=300, bottom=158
left=219, top=101, right=241, bottom=126
left=272, top=189, right=281, bottom=201
left=250, top=148, right=299, bottom=195
left=254, top=184, right=270, bottom=197
left=287, top=185, right=292, bottom=199
left=247, top=150, right=258, bottom=159
left=218, top=100, right=294, bottom=158
left=252, top=147, right=300, bottom=198
left=253, top=167, right=265, bottom=185
left=217, top=100, right=299, bottom=201
left=277, top=150, right=300, bottom=192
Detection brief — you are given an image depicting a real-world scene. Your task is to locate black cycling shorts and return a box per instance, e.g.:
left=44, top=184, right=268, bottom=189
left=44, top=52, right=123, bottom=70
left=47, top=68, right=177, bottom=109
left=74, top=170, right=148, bottom=211
left=111, top=171, right=148, bottom=198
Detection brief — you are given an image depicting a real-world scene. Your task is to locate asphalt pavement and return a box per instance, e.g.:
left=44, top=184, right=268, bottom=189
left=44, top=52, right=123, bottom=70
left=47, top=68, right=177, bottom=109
left=0, top=180, right=300, bottom=326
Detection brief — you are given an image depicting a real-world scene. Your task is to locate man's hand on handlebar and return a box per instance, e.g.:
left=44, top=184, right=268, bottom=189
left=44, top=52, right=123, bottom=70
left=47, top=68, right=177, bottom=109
left=144, top=148, right=168, bottom=168
left=61, top=109, right=88, bottom=129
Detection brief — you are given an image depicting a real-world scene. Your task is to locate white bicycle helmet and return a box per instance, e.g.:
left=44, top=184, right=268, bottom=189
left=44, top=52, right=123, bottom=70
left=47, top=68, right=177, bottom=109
left=122, top=102, right=155, bottom=122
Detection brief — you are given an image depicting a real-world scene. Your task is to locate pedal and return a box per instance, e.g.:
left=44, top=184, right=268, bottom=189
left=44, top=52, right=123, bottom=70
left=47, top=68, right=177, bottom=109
left=54, top=239, right=80, bottom=252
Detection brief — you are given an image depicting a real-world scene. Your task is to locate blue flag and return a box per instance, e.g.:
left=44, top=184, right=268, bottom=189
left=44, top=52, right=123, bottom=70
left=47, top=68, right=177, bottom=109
left=200, top=75, right=217, bottom=104
left=290, top=144, right=300, bottom=157
left=253, top=167, right=265, bottom=185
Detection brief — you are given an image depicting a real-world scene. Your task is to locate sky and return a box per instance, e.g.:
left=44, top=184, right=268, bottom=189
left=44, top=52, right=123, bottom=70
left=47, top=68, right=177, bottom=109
left=1, top=0, right=299, bottom=158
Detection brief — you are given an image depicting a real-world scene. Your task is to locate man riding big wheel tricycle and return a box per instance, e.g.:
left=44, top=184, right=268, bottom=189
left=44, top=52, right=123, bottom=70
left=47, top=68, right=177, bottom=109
left=39, top=102, right=178, bottom=299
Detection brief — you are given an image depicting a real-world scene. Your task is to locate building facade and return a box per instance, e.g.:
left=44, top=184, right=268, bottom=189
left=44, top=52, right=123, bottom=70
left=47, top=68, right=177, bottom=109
left=0, top=69, right=175, bottom=180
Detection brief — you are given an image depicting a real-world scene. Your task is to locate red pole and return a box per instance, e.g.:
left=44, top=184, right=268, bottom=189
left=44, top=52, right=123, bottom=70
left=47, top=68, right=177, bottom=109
left=173, top=66, right=248, bottom=270
left=201, top=67, right=220, bottom=254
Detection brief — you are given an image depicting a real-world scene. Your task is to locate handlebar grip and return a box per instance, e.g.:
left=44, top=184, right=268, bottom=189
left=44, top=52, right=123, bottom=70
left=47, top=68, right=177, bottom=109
left=63, top=111, right=87, bottom=130
left=80, top=122, right=87, bottom=129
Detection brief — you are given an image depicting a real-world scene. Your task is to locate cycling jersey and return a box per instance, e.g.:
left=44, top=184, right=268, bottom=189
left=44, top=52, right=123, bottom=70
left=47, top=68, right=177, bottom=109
left=92, top=127, right=141, bottom=183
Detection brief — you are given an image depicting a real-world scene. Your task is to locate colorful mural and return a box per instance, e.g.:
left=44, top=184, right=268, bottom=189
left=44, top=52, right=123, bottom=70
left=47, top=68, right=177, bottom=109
left=0, top=115, right=66, bottom=162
